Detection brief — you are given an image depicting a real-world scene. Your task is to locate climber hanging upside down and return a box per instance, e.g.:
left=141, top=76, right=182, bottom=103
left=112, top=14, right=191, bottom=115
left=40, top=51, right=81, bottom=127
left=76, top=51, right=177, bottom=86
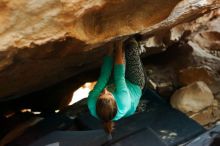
left=87, top=37, right=145, bottom=135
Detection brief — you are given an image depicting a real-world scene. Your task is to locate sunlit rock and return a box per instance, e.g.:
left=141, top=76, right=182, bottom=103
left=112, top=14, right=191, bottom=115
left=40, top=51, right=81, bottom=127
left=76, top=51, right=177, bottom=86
left=170, top=81, right=214, bottom=113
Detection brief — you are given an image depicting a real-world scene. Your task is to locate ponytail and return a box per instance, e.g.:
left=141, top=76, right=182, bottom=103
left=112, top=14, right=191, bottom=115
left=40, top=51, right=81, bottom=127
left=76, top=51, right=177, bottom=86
left=103, top=121, right=115, bottom=134
left=96, top=93, right=117, bottom=135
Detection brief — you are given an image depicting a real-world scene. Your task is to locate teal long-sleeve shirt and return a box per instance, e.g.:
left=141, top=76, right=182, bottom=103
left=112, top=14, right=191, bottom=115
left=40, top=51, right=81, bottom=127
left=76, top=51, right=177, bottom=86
left=87, top=56, right=142, bottom=121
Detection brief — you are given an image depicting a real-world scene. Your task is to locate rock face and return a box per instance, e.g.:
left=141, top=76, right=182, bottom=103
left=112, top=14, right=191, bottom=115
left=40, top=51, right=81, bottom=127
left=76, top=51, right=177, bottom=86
left=170, top=81, right=214, bottom=113
left=144, top=8, right=220, bottom=97
left=178, top=66, right=216, bottom=85
left=0, top=0, right=219, bottom=101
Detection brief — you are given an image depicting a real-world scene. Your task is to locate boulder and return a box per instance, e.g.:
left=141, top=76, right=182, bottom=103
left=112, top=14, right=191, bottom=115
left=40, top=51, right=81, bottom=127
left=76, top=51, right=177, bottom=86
left=0, top=0, right=219, bottom=101
left=170, top=81, right=214, bottom=113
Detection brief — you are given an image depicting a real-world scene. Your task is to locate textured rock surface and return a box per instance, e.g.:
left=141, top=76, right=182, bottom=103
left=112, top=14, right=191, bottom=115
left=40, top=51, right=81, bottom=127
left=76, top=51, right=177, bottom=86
left=189, top=102, right=220, bottom=127
left=170, top=81, right=214, bottom=113
left=0, top=0, right=219, bottom=101
left=178, top=66, right=216, bottom=85
left=144, top=9, right=220, bottom=97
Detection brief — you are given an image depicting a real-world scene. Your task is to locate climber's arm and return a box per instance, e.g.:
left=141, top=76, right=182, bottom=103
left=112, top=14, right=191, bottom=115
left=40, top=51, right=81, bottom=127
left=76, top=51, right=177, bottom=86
left=87, top=44, right=114, bottom=117
left=115, top=40, right=124, bottom=65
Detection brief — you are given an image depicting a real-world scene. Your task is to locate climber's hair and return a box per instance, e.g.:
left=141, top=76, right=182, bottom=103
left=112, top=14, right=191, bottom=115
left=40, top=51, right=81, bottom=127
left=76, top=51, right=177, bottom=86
left=96, top=93, right=117, bottom=134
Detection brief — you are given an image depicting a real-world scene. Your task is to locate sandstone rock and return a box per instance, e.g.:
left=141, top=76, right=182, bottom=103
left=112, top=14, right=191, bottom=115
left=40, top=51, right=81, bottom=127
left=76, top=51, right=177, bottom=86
left=0, top=0, right=218, bottom=101
left=143, top=40, right=220, bottom=103
left=185, top=9, right=220, bottom=55
left=189, top=103, right=220, bottom=127
left=170, top=81, right=214, bottom=113
left=143, top=9, right=220, bottom=96
left=178, top=66, right=216, bottom=86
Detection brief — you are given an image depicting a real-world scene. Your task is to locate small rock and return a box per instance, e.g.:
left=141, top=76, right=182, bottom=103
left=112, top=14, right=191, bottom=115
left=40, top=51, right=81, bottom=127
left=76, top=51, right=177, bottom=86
left=170, top=81, right=214, bottom=113
left=157, top=82, right=174, bottom=98
left=146, top=79, right=157, bottom=90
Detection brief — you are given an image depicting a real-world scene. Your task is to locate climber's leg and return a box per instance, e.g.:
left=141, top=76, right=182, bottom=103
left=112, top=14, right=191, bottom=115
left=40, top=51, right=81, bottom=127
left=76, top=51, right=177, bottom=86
left=124, top=38, right=145, bottom=89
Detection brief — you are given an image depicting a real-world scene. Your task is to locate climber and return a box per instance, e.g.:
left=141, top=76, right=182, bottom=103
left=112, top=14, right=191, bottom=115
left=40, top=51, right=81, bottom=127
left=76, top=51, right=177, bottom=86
left=87, top=37, right=145, bottom=136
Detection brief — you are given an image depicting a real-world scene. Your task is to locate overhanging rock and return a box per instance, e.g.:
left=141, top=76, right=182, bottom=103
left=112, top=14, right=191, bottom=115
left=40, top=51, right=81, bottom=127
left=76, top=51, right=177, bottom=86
left=0, top=0, right=219, bottom=100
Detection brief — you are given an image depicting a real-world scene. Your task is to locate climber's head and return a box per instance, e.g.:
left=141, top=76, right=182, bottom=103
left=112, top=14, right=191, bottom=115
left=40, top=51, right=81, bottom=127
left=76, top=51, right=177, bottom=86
left=96, top=88, right=117, bottom=134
